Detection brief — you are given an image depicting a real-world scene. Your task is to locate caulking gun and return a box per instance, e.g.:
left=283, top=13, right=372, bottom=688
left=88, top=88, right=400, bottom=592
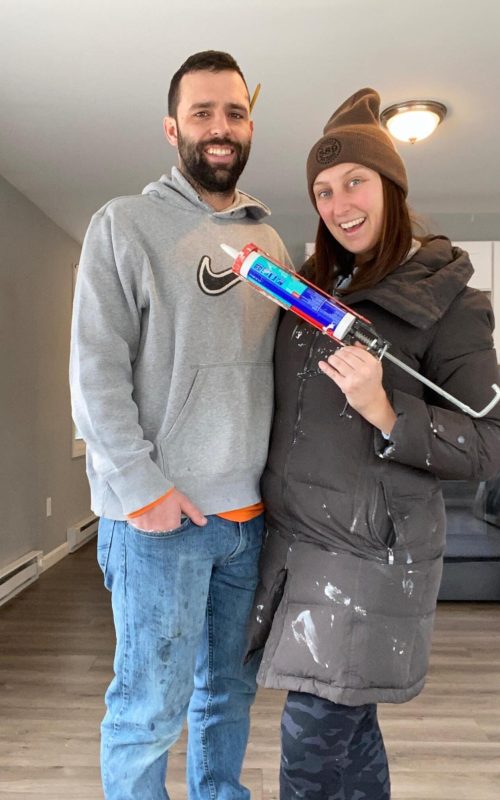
left=221, top=242, right=500, bottom=419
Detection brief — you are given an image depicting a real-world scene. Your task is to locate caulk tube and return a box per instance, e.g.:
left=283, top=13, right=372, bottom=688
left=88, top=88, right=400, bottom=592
left=221, top=243, right=358, bottom=342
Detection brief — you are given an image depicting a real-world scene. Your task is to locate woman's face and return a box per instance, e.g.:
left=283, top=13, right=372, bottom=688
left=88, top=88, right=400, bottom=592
left=313, top=163, right=384, bottom=256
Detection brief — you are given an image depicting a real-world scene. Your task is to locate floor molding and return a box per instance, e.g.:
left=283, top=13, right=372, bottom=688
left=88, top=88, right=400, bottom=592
left=40, top=541, right=70, bottom=572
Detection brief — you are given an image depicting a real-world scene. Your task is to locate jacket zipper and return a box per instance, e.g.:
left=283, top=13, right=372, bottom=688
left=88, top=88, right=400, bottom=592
left=380, top=483, right=397, bottom=565
left=282, top=330, right=319, bottom=521
left=368, top=481, right=398, bottom=565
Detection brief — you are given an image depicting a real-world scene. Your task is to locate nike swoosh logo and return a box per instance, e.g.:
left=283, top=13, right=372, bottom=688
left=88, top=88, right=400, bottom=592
left=197, top=255, right=241, bottom=296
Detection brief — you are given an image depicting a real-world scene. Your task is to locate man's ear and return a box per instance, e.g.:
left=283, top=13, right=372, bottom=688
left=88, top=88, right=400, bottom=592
left=163, top=116, right=178, bottom=146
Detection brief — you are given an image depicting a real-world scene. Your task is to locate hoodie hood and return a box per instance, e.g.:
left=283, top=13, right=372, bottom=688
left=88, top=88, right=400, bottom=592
left=142, top=167, right=271, bottom=221
left=344, top=236, right=474, bottom=330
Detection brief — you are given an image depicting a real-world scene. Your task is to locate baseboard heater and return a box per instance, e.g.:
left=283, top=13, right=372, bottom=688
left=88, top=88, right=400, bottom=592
left=0, top=550, right=43, bottom=607
left=67, top=514, right=99, bottom=552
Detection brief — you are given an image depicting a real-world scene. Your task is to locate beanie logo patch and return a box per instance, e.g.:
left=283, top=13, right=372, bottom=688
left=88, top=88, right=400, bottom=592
left=316, top=137, right=342, bottom=164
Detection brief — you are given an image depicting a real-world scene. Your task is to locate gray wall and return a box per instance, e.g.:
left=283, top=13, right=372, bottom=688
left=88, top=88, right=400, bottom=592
left=0, top=175, right=90, bottom=571
left=270, top=211, right=500, bottom=268
left=421, top=212, right=500, bottom=242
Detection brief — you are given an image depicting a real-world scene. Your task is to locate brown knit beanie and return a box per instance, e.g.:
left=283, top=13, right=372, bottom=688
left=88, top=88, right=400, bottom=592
left=306, top=87, right=408, bottom=206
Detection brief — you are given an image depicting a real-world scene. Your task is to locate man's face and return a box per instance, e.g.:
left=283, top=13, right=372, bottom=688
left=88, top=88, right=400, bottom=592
left=164, top=70, right=253, bottom=195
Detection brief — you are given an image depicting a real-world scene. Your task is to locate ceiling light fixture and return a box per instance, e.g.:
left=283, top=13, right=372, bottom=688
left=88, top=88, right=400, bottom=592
left=380, top=100, right=447, bottom=144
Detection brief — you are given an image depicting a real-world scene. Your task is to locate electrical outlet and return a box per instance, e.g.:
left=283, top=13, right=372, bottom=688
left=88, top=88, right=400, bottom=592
left=46, top=497, right=52, bottom=517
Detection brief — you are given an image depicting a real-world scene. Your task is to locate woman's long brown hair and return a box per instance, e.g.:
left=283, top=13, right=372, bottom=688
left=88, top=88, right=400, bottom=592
left=308, top=177, right=414, bottom=294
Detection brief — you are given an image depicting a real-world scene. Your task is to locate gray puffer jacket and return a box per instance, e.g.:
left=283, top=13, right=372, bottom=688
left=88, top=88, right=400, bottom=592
left=247, top=237, right=500, bottom=705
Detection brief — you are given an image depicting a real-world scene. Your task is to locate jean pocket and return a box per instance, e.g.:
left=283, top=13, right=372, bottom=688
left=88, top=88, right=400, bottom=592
left=126, top=517, right=193, bottom=538
left=96, top=518, right=114, bottom=577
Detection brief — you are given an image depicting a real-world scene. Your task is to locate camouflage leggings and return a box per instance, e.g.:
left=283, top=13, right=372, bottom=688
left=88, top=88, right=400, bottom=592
left=280, top=691, right=390, bottom=799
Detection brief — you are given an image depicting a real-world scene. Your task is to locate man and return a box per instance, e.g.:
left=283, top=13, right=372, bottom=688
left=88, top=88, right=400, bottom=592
left=70, top=51, right=289, bottom=800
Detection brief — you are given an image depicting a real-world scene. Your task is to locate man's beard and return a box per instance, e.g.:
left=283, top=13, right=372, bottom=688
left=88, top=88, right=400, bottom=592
left=177, top=130, right=251, bottom=194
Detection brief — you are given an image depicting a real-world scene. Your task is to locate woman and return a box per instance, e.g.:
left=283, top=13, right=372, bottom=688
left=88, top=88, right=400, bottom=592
left=246, top=88, right=500, bottom=799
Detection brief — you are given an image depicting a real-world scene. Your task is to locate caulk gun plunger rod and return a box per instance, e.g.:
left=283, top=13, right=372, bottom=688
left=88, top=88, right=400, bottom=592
left=383, top=351, right=500, bottom=419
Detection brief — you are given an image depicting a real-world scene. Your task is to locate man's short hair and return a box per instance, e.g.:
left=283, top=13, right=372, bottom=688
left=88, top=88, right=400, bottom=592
left=168, top=50, right=249, bottom=117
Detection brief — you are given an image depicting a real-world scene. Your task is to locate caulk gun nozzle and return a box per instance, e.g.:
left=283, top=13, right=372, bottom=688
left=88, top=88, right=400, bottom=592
left=220, top=243, right=240, bottom=260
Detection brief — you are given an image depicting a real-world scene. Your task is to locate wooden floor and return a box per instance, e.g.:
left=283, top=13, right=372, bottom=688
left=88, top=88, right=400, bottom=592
left=0, top=541, right=499, bottom=800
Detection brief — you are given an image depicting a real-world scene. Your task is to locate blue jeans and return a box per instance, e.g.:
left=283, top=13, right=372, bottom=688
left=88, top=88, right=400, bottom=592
left=97, top=513, right=263, bottom=800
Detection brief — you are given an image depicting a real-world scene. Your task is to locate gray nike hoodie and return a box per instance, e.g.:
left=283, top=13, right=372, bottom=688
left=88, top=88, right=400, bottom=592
left=70, top=168, right=290, bottom=520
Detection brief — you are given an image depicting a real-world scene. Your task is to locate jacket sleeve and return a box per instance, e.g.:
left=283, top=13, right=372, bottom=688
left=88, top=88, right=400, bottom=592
left=69, top=206, right=172, bottom=515
left=375, top=288, right=500, bottom=481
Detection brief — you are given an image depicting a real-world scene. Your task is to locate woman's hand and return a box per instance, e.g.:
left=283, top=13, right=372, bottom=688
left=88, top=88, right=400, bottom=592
left=318, top=343, right=397, bottom=434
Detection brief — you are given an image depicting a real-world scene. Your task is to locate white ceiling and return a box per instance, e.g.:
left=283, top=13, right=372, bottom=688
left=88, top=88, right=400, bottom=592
left=1, top=0, right=499, bottom=244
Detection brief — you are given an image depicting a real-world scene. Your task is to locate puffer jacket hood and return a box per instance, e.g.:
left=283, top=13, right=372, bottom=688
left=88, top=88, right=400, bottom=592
left=343, top=236, right=474, bottom=329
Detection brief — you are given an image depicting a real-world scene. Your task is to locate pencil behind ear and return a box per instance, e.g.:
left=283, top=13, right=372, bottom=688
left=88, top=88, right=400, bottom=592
left=249, top=83, right=261, bottom=114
